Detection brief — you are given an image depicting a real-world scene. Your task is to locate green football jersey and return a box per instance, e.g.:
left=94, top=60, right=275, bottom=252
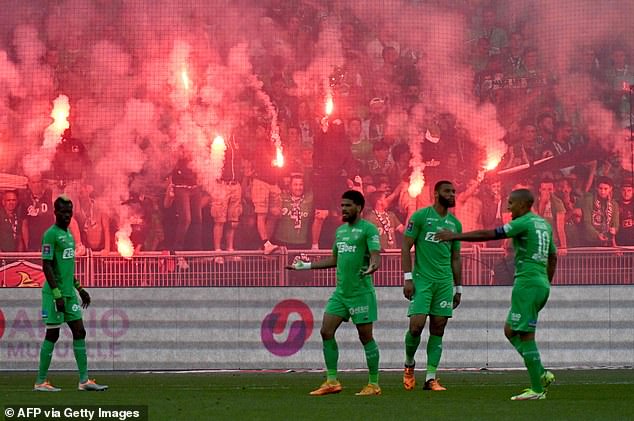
left=41, top=224, right=76, bottom=297
left=405, top=206, right=462, bottom=283
left=502, top=211, right=556, bottom=285
left=333, top=219, right=381, bottom=297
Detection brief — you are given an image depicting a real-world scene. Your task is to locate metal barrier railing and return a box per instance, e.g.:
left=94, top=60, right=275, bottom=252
left=1, top=247, right=633, bottom=287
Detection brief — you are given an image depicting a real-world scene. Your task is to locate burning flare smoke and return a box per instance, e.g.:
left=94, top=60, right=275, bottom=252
left=23, top=94, right=70, bottom=177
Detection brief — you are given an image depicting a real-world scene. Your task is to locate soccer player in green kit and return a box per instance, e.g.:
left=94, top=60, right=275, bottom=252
left=33, top=196, right=108, bottom=392
left=437, top=188, right=557, bottom=400
left=288, top=190, right=382, bottom=396
left=401, top=180, right=463, bottom=392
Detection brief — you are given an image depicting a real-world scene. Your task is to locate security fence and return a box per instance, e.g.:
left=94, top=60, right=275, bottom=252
left=1, top=247, right=633, bottom=288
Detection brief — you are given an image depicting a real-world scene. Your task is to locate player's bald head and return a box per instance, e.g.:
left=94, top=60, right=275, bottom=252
left=510, top=188, right=534, bottom=208
left=54, top=195, right=73, bottom=211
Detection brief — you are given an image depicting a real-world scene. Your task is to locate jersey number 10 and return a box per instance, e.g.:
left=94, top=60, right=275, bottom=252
left=536, top=229, right=550, bottom=257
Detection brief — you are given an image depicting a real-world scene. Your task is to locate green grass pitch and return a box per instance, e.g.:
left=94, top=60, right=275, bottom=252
left=2, top=370, right=634, bottom=420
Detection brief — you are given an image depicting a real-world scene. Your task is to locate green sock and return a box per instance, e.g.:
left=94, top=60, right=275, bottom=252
left=36, top=340, right=56, bottom=383
left=364, top=340, right=380, bottom=385
left=426, top=335, right=443, bottom=380
left=509, top=335, right=523, bottom=356
left=405, top=331, right=421, bottom=366
left=323, top=338, right=339, bottom=382
left=521, top=340, right=545, bottom=393
left=73, top=339, right=89, bottom=383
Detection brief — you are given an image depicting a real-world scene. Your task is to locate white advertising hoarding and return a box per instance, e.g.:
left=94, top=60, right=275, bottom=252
left=1, top=286, right=632, bottom=370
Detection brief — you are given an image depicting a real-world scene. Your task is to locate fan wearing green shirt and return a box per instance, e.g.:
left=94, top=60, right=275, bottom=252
left=288, top=190, right=382, bottom=396
left=436, top=188, right=557, bottom=400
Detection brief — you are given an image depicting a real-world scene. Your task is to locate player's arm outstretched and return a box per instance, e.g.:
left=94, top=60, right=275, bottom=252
left=287, top=254, right=338, bottom=271
left=436, top=228, right=501, bottom=242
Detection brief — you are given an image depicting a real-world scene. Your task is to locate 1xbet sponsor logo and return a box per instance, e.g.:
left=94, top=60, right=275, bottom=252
left=261, top=299, right=313, bottom=357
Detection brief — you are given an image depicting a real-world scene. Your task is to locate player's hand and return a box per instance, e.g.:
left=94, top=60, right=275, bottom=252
left=79, top=289, right=91, bottom=309
left=286, top=260, right=311, bottom=271
left=403, top=280, right=414, bottom=301
left=434, top=229, right=455, bottom=242
left=453, top=292, right=461, bottom=309
left=55, top=297, right=65, bottom=313
left=557, top=248, right=568, bottom=256
left=361, top=262, right=378, bottom=276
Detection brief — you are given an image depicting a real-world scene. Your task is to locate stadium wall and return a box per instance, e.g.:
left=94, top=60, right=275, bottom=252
left=0, top=286, right=632, bottom=371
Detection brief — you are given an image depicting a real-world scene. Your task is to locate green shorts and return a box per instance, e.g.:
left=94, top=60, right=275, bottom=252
left=506, top=280, right=550, bottom=332
left=324, top=290, right=378, bottom=324
left=408, top=281, right=454, bottom=318
left=41, top=292, right=82, bottom=326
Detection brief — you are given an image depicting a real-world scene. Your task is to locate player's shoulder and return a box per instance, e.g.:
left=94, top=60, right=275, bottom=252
left=335, top=223, right=348, bottom=234
left=412, top=206, right=432, bottom=219
left=526, top=211, right=546, bottom=223
left=359, top=219, right=377, bottom=229
left=42, top=224, right=59, bottom=239
left=513, top=212, right=549, bottom=229
left=530, top=212, right=553, bottom=229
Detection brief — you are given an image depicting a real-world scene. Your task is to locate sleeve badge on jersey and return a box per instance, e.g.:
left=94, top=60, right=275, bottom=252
left=42, top=244, right=51, bottom=255
left=406, top=221, right=414, bottom=232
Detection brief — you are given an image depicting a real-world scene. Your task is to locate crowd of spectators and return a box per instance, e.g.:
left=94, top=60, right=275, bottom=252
left=1, top=0, right=633, bottom=256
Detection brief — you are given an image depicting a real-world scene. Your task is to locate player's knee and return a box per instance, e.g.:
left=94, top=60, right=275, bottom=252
left=269, top=207, right=281, bottom=218
left=409, top=319, right=425, bottom=336
left=320, top=327, right=335, bottom=340
left=429, top=321, right=448, bottom=336
left=72, top=326, right=87, bottom=340
left=44, top=328, right=60, bottom=343
left=409, top=326, right=424, bottom=337
left=358, top=331, right=374, bottom=345
left=429, top=325, right=446, bottom=337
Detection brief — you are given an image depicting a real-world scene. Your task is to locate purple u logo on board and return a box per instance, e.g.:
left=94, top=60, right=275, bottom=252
left=261, top=299, right=313, bottom=357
